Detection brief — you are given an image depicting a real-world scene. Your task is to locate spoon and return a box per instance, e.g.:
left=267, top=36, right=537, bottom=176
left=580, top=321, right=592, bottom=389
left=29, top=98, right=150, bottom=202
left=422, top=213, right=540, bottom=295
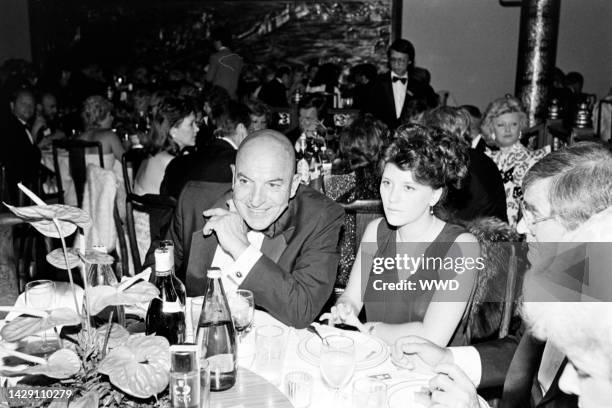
left=307, top=324, right=325, bottom=342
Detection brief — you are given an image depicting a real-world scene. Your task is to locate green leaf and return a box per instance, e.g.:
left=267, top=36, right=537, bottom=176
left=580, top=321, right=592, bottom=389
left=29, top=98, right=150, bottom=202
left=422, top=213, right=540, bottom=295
left=98, top=335, right=170, bottom=398
left=68, top=391, right=99, bottom=408
left=80, top=250, right=114, bottom=265
left=4, top=349, right=81, bottom=379
left=3, top=203, right=91, bottom=238
left=94, top=323, right=130, bottom=350
left=46, top=248, right=81, bottom=270
left=87, top=281, right=159, bottom=316
left=0, top=308, right=81, bottom=342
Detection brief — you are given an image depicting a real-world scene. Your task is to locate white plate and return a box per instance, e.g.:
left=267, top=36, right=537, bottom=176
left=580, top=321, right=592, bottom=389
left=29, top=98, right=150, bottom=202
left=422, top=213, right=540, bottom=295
left=297, top=330, right=388, bottom=370
left=387, top=379, right=430, bottom=408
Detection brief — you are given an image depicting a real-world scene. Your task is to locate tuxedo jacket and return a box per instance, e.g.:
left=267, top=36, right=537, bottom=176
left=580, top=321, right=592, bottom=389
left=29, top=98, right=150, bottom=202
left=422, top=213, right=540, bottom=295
left=0, top=114, right=41, bottom=203
left=475, top=329, right=578, bottom=408
left=160, top=138, right=236, bottom=199
left=447, top=148, right=508, bottom=223
left=167, top=181, right=344, bottom=329
left=364, top=72, right=438, bottom=129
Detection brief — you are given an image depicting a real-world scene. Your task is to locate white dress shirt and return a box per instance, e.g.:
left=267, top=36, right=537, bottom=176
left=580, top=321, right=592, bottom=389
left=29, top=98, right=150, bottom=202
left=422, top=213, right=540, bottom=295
left=391, top=74, right=408, bottom=119
left=210, top=230, right=265, bottom=292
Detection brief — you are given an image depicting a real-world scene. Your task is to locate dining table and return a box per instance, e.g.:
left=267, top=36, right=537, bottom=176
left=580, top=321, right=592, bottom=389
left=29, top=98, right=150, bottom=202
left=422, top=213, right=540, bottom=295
left=0, top=287, right=439, bottom=408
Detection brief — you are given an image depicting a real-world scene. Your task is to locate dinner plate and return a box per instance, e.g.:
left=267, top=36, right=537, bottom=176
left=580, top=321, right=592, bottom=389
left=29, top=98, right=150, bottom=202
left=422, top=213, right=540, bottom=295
left=387, top=379, right=430, bottom=408
left=297, top=330, right=388, bottom=370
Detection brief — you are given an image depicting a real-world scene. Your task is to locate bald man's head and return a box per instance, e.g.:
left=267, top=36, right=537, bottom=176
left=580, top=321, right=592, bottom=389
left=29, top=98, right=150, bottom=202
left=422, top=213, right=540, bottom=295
left=231, top=129, right=301, bottom=230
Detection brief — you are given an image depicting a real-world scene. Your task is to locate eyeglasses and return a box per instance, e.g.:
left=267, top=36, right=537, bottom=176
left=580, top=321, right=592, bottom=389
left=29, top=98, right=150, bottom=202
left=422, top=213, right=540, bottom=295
left=519, top=201, right=556, bottom=228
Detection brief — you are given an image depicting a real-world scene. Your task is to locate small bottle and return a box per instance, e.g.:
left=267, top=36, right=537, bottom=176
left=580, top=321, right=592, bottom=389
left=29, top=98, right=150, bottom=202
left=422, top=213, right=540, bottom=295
left=149, top=240, right=186, bottom=306
left=196, top=267, right=237, bottom=391
left=320, top=144, right=333, bottom=178
left=146, top=248, right=186, bottom=345
left=86, top=246, right=125, bottom=328
left=170, top=345, right=200, bottom=408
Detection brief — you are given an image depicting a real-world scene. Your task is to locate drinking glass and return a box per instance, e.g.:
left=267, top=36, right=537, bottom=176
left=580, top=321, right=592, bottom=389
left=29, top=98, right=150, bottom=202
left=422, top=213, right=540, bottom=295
left=285, top=371, right=314, bottom=408
left=200, top=359, right=211, bottom=408
left=227, top=290, right=254, bottom=339
left=190, top=296, right=205, bottom=341
left=320, top=335, right=355, bottom=397
left=25, top=280, right=56, bottom=355
left=351, top=378, right=387, bottom=407
left=253, top=325, right=286, bottom=386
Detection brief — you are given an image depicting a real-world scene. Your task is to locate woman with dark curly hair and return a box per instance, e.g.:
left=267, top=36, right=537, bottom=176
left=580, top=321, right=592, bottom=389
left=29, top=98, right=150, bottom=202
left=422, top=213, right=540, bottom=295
left=323, top=124, right=480, bottom=346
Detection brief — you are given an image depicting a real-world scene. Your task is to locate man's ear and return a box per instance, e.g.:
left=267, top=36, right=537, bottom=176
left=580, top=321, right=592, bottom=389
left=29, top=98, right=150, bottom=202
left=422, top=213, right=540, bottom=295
left=9, top=102, right=14, bottom=113
left=290, top=174, right=301, bottom=198
left=169, top=126, right=177, bottom=140
left=230, top=164, right=236, bottom=185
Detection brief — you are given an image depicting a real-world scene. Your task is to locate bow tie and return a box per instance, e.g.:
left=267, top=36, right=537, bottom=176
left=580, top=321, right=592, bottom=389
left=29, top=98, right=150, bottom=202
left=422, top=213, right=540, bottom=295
left=392, top=76, right=407, bottom=84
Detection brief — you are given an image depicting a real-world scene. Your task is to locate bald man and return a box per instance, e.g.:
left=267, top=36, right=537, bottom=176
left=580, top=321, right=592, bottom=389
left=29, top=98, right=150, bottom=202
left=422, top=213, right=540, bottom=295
left=163, top=130, right=344, bottom=328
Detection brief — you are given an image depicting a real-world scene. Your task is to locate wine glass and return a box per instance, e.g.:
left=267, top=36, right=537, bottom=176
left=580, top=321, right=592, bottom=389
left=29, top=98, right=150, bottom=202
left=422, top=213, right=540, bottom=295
left=227, top=290, right=254, bottom=340
left=24, top=280, right=56, bottom=355
left=320, top=335, right=355, bottom=400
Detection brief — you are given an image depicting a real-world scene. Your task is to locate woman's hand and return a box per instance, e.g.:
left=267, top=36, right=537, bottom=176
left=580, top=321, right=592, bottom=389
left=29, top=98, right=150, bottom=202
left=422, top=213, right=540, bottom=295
left=319, top=302, right=364, bottom=331
left=428, top=363, right=481, bottom=408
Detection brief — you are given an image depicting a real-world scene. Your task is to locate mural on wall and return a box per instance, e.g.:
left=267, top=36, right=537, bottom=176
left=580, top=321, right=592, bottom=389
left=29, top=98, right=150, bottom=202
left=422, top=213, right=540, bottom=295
left=30, top=0, right=392, bottom=73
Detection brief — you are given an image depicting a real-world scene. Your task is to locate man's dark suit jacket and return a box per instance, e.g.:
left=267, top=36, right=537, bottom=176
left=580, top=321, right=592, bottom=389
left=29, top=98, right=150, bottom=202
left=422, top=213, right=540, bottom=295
left=160, top=138, right=236, bottom=199
left=0, top=114, right=41, bottom=203
left=258, top=79, right=289, bottom=108
left=167, top=181, right=344, bottom=329
left=475, top=329, right=578, bottom=408
left=447, top=148, right=508, bottom=223
left=363, top=72, right=438, bottom=130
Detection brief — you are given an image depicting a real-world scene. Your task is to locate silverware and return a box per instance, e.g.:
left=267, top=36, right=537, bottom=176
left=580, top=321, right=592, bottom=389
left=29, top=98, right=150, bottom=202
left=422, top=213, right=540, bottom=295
left=307, top=324, right=325, bottom=342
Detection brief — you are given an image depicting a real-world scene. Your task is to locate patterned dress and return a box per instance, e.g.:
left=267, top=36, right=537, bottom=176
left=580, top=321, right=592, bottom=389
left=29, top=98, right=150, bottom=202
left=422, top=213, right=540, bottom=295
left=487, top=143, right=550, bottom=227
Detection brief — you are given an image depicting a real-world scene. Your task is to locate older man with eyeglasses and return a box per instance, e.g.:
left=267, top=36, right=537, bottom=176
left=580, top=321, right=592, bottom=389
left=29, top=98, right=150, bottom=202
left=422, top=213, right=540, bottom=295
left=393, top=142, right=612, bottom=408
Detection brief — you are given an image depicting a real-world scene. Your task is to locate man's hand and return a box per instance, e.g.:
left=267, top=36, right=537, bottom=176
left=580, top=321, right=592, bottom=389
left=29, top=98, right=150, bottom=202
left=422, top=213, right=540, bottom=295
left=202, top=201, right=249, bottom=259
left=392, top=336, right=454, bottom=371
left=428, top=363, right=481, bottom=408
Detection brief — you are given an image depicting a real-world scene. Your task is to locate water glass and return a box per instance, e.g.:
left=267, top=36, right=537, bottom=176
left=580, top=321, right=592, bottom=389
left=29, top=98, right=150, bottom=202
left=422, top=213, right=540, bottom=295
left=253, top=325, right=286, bottom=386
left=199, top=359, right=211, bottom=408
left=191, top=297, right=205, bottom=329
left=285, top=371, right=313, bottom=408
left=227, top=290, right=254, bottom=338
left=352, top=378, right=387, bottom=407
left=320, top=335, right=355, bottom=391
left=25, top=280, right=56, bottom=354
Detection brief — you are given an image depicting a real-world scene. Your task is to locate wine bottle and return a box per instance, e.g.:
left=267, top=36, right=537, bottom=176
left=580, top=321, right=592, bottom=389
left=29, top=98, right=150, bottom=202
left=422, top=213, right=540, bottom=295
left=149, top=240, right=186, bottom=306
left=296, top=139, right=310, bottom=185
left=196, top=267, right=237, bottom=391
left=146, top=248, right=186, bottom=345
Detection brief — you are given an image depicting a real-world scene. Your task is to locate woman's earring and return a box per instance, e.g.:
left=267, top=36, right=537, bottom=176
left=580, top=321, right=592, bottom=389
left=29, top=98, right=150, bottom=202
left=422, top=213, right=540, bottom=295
left=429, top=206, right=434, bottom=215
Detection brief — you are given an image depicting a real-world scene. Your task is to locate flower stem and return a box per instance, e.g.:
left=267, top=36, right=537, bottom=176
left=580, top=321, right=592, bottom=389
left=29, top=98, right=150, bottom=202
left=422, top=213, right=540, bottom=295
left=101, top=311, right=114, bottom=359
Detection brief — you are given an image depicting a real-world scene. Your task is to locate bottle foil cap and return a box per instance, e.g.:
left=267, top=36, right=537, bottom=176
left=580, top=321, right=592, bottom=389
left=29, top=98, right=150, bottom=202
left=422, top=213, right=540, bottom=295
left=154, top=248, right=172, bottom=272
left=207, top=267, right=222, bottom=279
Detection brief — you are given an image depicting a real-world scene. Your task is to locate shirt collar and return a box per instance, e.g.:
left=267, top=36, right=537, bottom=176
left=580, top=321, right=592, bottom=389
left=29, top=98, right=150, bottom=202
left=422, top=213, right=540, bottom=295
left=219, top=136, right=238, bottom=150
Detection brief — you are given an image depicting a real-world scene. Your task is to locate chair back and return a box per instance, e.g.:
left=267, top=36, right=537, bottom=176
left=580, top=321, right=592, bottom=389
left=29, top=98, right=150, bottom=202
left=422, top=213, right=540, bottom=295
left=499, top=244, right=518, bottom=338
left=121, top=148, right=148, bottom=196
left=125, top=193, right=177, bottom=273
left=340, top=199, right=384, bottom=255
left=52, top=139, right=104, bottom=206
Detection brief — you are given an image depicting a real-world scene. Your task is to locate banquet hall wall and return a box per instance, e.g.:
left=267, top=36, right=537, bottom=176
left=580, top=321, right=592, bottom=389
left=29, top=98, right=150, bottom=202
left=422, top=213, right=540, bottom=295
left=0, top=0, right=31, bottom=62
left=402, top=0, right=612, bottom=107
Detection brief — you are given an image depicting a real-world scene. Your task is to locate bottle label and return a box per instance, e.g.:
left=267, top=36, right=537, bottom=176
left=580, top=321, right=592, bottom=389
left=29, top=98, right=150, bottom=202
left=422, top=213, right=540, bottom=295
left=163, top=300, right=183, bottom=313
left=297, top=159, right=310, bottom=184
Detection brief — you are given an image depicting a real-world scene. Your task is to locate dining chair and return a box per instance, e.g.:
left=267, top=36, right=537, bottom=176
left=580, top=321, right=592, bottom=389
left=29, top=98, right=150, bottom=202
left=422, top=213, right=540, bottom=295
left=121, top=148, right=148, bottom=196
left=51, top=139, right=128, bottom=279
left=340, top=199, right=384, bottom=256
left=124, top=192, right=176, bottom=274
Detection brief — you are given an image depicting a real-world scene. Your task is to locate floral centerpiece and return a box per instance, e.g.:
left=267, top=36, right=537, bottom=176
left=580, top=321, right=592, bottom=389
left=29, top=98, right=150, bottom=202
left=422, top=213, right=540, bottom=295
left=0, top=184, right=172, bottom=407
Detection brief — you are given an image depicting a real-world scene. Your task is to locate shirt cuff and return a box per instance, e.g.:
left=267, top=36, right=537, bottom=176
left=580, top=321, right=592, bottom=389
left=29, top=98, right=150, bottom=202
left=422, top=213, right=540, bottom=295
left=449, top=346, right=482, bottom=387
left=225, top=244, right=262, bottom=287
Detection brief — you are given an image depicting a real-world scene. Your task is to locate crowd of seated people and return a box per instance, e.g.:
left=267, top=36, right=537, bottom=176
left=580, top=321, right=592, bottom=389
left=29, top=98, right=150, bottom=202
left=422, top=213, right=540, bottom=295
left=1, top=31, right=611, bottom=408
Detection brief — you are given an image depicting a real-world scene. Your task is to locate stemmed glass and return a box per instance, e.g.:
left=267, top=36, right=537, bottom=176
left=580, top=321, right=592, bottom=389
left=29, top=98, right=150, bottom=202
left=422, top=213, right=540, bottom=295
left=319, top=335, right=355, bottom=401
left=24, top=280, right=56, bottom=356
left=227, top=289, right=254, bottom=341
